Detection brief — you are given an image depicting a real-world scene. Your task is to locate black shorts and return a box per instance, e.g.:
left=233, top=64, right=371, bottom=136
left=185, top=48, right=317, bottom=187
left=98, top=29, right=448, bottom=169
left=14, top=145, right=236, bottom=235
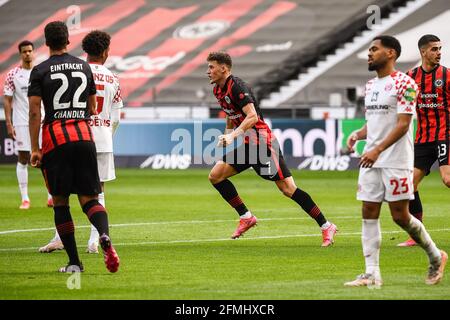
left=222, top=140, right=291, bottom=181
left=414, top=140, right=450, bottom=175
left=41, top=141, right=102, bottom=196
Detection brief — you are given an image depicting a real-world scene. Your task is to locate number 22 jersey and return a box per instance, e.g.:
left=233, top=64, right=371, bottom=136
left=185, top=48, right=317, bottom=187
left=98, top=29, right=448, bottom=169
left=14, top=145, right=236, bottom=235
left=28, top=53, right=96, bottom=154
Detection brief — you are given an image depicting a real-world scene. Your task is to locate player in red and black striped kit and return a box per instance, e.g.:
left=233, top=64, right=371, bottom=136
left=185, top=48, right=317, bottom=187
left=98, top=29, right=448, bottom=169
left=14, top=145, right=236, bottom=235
left=28, top=21, right=119, bottom=272
left=207, top=51, right=337, bottom=246
left=398, top=34, right=450, bottom=247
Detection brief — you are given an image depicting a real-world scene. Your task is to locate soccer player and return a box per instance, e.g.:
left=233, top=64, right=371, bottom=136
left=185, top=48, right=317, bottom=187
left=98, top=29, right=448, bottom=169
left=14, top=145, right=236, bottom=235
left=344, top=36, right=447, bottom=287
left=38, top=30, right=122, bottom=254
left=206, top=51, right=337, bottom=246
left=28, top=21, right=119, bottom=273
left=397, top=34, right=450, bottom=247
left=3, top=40, right=53, bottom=209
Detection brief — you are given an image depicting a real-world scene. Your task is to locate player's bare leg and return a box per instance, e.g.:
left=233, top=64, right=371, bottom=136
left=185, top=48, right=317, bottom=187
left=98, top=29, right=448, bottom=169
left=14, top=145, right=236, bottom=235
left=345, top=201, right=383, bottom=287
left=79, top=194, right=119, bottom=272
left=17, top=151, right=30, bottom=209
left=209, top=161, right=257, bottom=239
left=398, top=167, right=426, bottom=247
left=275, top=177, right=337, bottom=247
left=439, top=165, right=450, bottom=188
left=389, top=199, right=447, bottom=284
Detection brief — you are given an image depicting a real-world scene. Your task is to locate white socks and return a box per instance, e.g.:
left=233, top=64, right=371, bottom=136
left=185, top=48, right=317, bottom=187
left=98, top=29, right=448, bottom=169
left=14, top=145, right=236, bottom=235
left=16, top=162, right=29, bottom=201
left=401, top=215, right=441, bottom=264
left=320, top=221, right=331, bottom=230
left=362, top=219, right=381, bottom=279
left=240, top=211, right=252, bottom=219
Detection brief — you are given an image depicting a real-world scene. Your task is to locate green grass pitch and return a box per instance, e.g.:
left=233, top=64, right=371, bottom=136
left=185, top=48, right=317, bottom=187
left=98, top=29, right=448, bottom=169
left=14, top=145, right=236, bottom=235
left=0, top=165, right=449, bottom=300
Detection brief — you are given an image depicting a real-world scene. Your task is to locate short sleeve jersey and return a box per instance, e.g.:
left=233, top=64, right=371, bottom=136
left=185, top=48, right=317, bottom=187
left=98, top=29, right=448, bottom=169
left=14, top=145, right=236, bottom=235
left=213, top=75, right=273, bottom=145
left=406, top=65, right=450, bottom=144
left=88, top=63, right=123, bottom=153
left=3, top=66, right=32, bottom=126
left=364, top=71, right=418, bottom=170
left=28, top=53, right=96, bottom=154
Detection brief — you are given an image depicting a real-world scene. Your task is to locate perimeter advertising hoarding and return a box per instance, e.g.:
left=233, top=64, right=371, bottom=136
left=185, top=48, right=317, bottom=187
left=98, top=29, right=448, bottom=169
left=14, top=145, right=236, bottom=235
left=0, top=120, right=19, bottom=163
left=1, top=119, right=421, bottom=171
left=113, top=119, right=368, bottom=171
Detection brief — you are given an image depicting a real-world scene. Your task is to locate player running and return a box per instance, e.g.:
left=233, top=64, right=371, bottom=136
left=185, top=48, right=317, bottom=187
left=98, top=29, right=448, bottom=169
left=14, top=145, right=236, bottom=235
left=206, top=51, right=337, bottom=246
left=28, top=21, right=119, bottom=273
left=344, top=36, right=447, bottom=287
left=397, top=34, right=450, bottom=247
left=3, top=40, right=53, bottom=209
left=38, top=30, right=122, bottom=254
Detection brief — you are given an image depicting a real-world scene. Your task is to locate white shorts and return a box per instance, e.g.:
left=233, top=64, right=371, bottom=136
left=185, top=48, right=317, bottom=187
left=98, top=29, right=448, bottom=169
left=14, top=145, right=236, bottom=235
left=357, top=167, right=414, bottom=202
left=97, top=152, right=116, bottom=182
left=14, top=125, right=42, bottom=152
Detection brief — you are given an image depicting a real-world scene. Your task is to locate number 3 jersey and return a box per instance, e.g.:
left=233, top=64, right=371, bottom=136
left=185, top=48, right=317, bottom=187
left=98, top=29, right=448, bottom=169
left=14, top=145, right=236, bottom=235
left=364, top=71, right=418, bottom=170
left=88, top=63, right=123, bottom=153
left=28, top=53, right=96, bottom=154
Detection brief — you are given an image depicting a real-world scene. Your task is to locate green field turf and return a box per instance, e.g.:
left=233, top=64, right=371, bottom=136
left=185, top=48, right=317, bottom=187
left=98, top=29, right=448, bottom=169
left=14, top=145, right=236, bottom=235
left=0, top=165, right=449, bottom=300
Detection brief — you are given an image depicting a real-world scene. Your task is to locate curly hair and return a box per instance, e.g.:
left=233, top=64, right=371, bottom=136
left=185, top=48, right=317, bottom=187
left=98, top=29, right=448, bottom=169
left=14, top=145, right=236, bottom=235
left=82, top=30, right=111, bottom=57
left=45, top=21, right=69, bottom=50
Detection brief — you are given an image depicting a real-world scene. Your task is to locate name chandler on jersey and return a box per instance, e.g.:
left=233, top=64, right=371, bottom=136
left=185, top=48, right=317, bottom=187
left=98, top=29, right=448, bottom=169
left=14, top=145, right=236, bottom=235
left=54, top=109, right=87, bottom=119
left=50, top=63, right=84, bottom=73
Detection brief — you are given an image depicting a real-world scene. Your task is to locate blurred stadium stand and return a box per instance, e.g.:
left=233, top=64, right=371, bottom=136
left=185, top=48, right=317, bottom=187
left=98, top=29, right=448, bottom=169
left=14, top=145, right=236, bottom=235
left=0, top=0, right=448, bottom=119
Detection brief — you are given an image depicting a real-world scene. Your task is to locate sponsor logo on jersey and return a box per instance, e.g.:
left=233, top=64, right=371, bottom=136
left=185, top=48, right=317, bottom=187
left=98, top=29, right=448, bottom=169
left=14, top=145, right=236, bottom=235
left=404, top=87, right=416, bottom=102
left=370, top=91, right=379, bottom=102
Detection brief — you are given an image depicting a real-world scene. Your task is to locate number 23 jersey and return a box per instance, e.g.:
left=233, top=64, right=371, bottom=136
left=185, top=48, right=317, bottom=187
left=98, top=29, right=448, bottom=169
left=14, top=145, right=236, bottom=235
left=28, top=53, right=96, bottom=154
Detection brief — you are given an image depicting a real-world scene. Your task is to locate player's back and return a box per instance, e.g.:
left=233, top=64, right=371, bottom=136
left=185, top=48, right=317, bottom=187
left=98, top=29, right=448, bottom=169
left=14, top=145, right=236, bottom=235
left=28, top=53, right=96, bottom=154
left=88, top=63, right=122, bottom=153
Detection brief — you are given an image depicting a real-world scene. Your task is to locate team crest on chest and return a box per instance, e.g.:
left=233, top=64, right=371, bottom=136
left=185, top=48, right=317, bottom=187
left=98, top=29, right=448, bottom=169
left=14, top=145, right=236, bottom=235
left=224, top=96, right=231, bottom=104
left=434, top=79, right=443, bottom=87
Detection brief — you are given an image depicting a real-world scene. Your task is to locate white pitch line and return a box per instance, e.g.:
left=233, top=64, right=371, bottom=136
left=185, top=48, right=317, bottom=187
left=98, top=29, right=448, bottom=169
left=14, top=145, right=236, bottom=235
left=0, top=228, right=449, bottom=252
left=0, top=216, right=361, bottom=235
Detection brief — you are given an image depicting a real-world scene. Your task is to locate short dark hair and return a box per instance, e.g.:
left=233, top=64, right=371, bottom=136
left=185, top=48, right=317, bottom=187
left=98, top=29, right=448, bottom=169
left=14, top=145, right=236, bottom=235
left=82, top=30, right=111, bottom=57
left=418, top=34, right=440, bottom=49
left=18, top=40, right=34, bottom=53
left=373, top=35, right=401, bottom=59
left=207, top=51, right=232, bottom=68
left=44, top=21, right=69, bottom=50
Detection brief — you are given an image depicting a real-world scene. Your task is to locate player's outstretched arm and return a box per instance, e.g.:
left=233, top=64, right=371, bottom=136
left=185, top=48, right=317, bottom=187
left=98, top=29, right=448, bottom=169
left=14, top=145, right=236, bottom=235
left=28, top=95, right=42, bottom=167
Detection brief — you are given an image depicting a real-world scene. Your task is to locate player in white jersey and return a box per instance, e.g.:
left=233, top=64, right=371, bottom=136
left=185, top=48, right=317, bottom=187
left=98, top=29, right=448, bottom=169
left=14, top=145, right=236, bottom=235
left=39, top=30, right=122, bottom=254
left=344, top=36, right=447, bottom=287
left=3, top=40, right=53, bottom=209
